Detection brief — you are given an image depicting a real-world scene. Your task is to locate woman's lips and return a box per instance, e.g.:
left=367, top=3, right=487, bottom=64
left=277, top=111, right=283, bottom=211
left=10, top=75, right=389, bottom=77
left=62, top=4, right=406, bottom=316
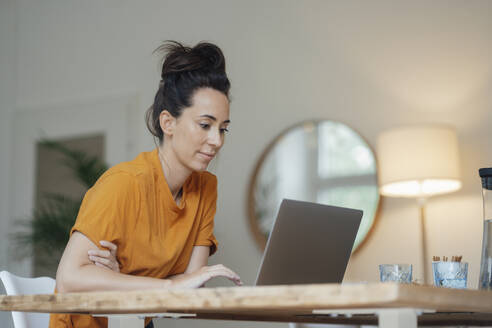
left=198, top=152, right=215, bottom=160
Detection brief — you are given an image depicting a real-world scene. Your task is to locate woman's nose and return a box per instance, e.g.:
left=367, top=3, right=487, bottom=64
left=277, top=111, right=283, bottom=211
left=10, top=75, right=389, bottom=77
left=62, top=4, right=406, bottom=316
left=208, top=129, right=223, bottom=148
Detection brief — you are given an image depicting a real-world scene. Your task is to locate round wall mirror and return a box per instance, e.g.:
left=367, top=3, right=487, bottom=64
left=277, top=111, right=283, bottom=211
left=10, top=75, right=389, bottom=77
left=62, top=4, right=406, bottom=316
left=248, top=120, right=380, bottom=253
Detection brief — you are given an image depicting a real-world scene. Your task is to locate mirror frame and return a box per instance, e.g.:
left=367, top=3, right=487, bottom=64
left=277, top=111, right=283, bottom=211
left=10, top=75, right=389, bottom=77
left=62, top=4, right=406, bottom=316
left=247, top=120, right=382, bottom=254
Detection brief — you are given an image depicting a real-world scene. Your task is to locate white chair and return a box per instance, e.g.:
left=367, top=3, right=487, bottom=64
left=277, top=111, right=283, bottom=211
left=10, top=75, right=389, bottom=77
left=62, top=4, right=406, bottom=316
left=0, top=270, right=56, bottom=328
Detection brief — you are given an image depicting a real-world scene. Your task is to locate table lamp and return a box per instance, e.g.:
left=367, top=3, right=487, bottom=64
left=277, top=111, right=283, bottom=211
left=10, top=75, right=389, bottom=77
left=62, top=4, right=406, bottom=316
left=377, top=124, right=461, bottom=284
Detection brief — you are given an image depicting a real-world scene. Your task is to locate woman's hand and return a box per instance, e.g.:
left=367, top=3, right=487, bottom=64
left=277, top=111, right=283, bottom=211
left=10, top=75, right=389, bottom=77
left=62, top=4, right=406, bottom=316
left=171, top=264, right=242, bottom=289
left=88, top=240, right=120, bottom=273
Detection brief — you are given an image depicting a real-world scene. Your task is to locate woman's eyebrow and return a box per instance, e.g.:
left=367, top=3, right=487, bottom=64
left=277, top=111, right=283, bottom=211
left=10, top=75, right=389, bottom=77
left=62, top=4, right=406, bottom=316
left=199, top=114, right=230, bottom=124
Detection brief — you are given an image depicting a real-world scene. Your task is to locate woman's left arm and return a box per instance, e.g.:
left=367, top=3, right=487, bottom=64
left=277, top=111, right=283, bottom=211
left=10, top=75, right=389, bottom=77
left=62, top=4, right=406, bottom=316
left=91, top=244, right=209, bottom=276
left=92, top=244, right=241, bottom=286
left=167, top=246, right=209, bottom=279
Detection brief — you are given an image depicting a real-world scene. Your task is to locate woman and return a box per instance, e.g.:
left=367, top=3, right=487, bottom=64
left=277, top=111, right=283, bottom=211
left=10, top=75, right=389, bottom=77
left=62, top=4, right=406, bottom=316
left=50, top=41, right=242, bottom=328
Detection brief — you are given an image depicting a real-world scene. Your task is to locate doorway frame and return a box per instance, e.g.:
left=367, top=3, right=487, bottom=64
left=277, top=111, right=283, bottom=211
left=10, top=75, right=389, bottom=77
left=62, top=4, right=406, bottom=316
left=9, top=93, right=138, bottom=277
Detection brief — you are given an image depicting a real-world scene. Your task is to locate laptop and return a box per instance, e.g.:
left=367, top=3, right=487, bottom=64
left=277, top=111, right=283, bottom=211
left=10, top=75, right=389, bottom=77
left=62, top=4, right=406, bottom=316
left=254, top=199, right=363, bottom=286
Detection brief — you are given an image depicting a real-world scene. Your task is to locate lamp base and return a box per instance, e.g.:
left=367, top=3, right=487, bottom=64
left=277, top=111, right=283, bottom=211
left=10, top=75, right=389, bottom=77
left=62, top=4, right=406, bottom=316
left=417, top=198, right=429, bottom=285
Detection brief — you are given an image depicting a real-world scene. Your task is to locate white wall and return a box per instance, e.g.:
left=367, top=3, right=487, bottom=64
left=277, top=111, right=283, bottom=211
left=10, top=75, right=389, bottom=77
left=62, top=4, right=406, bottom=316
left=1, top=1, right=492, bottom=327
left=0, top=0, right=16, bottom=326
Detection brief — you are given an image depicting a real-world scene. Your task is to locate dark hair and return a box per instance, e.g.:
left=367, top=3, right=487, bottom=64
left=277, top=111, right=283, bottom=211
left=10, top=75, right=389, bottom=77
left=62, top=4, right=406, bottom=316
left=146, top=40, right=231, bottom=143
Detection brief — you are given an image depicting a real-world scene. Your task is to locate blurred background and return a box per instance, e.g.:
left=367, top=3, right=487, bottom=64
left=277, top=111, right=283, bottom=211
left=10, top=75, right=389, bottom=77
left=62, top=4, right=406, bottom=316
left=1, top=0, right=492, bottom=327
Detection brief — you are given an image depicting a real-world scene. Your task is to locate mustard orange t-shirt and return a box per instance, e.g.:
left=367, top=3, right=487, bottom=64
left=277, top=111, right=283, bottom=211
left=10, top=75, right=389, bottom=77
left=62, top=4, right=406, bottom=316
left=49, top=149, right=218, bottom=328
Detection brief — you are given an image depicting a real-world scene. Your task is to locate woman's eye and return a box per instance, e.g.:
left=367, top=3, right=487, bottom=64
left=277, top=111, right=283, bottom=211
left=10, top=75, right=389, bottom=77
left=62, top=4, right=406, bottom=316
left=220, top=128, right=229, bottom=134
left=199, top=123, right=210, bottom=129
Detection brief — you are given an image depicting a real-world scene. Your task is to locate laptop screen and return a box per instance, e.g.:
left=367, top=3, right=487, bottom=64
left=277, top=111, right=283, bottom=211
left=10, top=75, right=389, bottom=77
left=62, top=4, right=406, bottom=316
left=255, top=199, right=362, bottom=286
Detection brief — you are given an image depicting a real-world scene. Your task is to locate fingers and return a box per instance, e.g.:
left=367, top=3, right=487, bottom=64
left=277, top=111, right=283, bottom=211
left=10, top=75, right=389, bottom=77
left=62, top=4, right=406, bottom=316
left=94, top=261, right=119, bottom=272
left=87, top=240, right=117, bottom=258
left=209, top=264, right=241, bottom=279
left=206, top=264, right=243, bottom=286
left=89, top=255, right=120, bottom=272
left=87, top=241, right=120, bottom=273
left=172, top=265, right=243, bottom=289
left=99, top=240, right=117, bottom=256
left=88, top=249, right=111, bottom=258
left=89, top=255, right=111, bottom=267
left=94, top=261, right=112, bottom=271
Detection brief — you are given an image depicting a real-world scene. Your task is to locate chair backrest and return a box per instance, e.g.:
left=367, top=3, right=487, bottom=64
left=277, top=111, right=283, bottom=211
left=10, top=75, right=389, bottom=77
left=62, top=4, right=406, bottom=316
left=0, top=270, right=55, bottom=328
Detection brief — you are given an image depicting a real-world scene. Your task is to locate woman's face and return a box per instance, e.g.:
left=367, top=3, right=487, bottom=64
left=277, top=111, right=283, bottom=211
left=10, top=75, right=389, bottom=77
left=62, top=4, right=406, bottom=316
left=168, top=87, right=230, bottom=172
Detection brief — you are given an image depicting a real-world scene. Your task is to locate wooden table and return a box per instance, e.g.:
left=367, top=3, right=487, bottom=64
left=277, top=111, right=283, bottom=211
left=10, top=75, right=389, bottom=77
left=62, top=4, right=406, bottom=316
left=1, top=283, right=492, bottom=328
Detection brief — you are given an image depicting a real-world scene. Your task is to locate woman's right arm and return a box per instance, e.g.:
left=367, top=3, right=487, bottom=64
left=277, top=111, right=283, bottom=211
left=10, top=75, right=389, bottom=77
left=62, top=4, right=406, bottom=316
left=56, top=232, right=172, bottom=292
left=56, top=232, right=242, bottom=293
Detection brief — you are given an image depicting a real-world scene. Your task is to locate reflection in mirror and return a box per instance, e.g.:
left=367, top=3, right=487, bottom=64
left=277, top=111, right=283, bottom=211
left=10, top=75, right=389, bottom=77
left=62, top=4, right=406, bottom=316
left=249, top=121, right=380, bottom=253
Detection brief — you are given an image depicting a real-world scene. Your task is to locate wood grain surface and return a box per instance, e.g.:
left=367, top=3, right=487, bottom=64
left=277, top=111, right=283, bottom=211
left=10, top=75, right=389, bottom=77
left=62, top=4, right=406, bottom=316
left=1, top=283, right=492, bottom=316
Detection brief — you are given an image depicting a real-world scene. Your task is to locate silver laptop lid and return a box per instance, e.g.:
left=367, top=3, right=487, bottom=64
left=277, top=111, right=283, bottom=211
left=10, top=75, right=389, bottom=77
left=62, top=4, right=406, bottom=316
left=255, top=199, right=363, bottom=286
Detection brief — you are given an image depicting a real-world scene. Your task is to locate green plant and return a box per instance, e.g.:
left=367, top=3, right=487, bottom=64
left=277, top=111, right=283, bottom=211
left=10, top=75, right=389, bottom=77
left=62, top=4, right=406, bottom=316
left=12, top=139, right=108, bottom=261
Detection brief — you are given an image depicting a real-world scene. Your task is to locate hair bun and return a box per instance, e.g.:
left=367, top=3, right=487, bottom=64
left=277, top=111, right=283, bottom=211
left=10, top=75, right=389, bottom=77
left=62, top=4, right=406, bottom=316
left=157, top=41, right=226, bottom=79
left=193, top=43, right=226, bottom=71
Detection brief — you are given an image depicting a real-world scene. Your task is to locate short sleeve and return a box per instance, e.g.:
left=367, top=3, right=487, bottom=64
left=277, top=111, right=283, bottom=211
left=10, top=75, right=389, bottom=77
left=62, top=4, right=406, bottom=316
left=71, top=172, right=140, bottom=248
left=195, top=173, right=219, bottom=255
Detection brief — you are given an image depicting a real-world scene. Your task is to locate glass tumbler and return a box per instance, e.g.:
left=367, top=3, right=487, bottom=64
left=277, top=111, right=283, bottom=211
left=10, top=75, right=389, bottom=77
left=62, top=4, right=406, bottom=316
left=379, top=264, right=412, bottom=283
left=432, top=261, right=468, bottom=289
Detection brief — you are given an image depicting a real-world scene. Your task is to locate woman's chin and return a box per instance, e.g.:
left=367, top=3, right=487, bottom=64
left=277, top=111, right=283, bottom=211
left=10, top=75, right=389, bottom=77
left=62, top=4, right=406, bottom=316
left=189, top=161, right=210, bottom=172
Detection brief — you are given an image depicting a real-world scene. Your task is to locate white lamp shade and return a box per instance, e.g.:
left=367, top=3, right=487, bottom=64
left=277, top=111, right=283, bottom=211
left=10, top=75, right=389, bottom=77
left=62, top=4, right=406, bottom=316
left=377, top=125, right=461, bottom=198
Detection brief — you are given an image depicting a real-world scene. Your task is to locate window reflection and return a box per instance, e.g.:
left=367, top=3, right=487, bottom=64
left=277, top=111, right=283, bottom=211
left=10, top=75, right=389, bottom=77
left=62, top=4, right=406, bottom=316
left=318, top=121, right=375, bottom=178
left=253, top=121, right=379, bottom=252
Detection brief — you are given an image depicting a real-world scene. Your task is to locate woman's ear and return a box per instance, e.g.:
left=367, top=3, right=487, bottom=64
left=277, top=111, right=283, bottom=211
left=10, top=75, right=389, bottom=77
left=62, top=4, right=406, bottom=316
left=159, top=110, right=175, bottom=137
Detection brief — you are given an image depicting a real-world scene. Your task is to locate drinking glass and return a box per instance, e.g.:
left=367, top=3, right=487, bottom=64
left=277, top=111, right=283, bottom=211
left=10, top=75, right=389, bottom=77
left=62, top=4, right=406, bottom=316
left=379, top=264, right=412, bottom=283
left=432, top=262, right=468, bottom=289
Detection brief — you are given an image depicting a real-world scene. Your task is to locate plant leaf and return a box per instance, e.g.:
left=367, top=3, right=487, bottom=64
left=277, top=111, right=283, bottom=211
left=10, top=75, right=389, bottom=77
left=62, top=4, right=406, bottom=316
left=39, top=139, right=107, bottom=188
